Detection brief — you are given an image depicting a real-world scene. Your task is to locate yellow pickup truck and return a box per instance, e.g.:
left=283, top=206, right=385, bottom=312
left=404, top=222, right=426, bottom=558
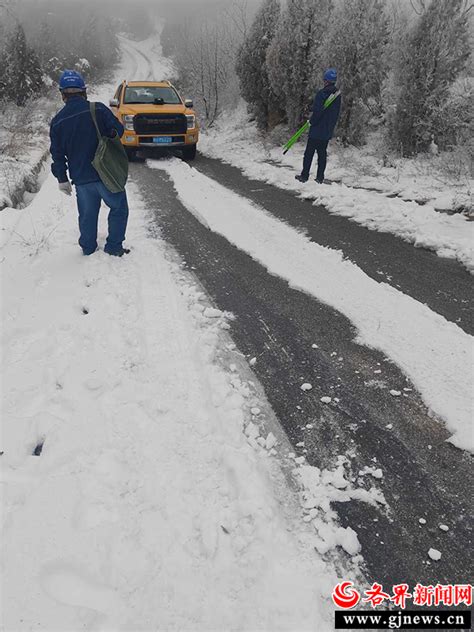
left=110, top=80, right=199, bottom=161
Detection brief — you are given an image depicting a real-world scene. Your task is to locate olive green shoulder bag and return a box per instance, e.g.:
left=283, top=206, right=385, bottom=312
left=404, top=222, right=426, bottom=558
left=90, top=102, right=128, bottom=193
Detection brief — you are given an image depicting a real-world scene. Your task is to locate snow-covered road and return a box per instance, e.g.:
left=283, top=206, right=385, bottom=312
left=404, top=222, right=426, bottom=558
left=134, top=157, right=473, bottom=593
left=1, top=32, right=340, bottom=631
left=150, top=158, right=473, bottom=452
left=116, top=34, right=172, bottom=83
left=201, top=107, right=474, bottom=273
left=1, top=27, right=473, bottom=632
left=1, top=178, right=336, bottom=630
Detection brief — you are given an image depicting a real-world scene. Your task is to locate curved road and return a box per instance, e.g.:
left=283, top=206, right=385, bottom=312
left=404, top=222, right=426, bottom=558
left=118, top=36, right=155, bottom=81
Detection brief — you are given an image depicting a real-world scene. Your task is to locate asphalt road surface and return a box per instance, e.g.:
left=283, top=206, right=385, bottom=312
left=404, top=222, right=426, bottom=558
left=131, top=154, right=473, bottom=590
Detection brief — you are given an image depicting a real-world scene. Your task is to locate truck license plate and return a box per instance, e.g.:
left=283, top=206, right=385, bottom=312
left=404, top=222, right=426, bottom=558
left=153, top=137, right=172, bottom=144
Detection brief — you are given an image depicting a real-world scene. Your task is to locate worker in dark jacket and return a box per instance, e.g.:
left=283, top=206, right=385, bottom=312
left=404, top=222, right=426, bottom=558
left=296, top=68, right=341, bottom=184
left=50, top=70, right=130, bottom=256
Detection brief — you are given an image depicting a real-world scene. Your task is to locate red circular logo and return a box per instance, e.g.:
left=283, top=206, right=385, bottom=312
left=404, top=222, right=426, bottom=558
left=332, top=582, right=361, bottom=609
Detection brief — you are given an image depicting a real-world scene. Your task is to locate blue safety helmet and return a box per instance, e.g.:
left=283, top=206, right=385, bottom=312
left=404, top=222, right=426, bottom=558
left=59, top=70, right=86, bottom=91
left=323, top=68, right=337, bottom=83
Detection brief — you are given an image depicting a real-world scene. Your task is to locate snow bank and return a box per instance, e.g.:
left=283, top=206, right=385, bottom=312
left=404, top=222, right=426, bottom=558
left=0, top=99, right=56, bottom=210
left=150, top=158, right=474, bottom=452
left=200, top=106, right=474, bottom=272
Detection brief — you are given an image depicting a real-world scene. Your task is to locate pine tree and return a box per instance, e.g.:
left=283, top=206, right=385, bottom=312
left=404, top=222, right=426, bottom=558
left=2, top=24, right=44, bottom=106
left=392, top=0, right=471, bottom=155
left=0, top=37, right=6, bottom=104
left=79, top=14, right=118, bottom=78
left=35, top=20, right=55, bottom=67
left=266, top=0, right=333, bottom=129
left=79, top=16, right=103, bottom=74
left=235, top=0, right=281, bottom=130
left=326, top=0, right=389, bottom=145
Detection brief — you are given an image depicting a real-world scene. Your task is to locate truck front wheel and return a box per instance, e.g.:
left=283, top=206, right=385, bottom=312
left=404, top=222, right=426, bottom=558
left=182, top=145, right=197, bottom=161
left=126, top=148, right=137, bottom=162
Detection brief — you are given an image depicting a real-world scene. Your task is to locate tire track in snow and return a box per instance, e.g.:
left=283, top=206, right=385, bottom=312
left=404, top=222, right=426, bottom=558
left=135, top=159, right=473, bottom=592
left=1, top=177, right=337, bottom=631
left=118, top=36, right=154, bottom=80
left=193, top=155, right=473, bottom=336
left=117, top=37, right=139, bottom=78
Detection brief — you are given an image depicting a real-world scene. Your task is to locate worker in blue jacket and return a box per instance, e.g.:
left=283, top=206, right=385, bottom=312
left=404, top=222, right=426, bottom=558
left=296, top=68, right=341, bottom=184
left=50, top=70, right=130, bottom=256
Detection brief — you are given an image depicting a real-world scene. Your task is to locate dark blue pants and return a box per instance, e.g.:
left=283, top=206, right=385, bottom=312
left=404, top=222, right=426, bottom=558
left=75, top=181, right=129, bottom=255
left=302, top=138, right=329, bottom=181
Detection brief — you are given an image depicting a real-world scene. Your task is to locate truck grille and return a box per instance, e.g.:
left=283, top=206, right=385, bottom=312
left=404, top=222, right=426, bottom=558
left=133, top=114, right=187, bottom=135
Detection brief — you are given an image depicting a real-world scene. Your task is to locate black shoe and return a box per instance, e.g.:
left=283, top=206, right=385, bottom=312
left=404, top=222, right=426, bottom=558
left=295, top=175, right=308, bottom=183
left=315, top=178, right=324, bottom=184
left=106, top=247, right=131, bottom=257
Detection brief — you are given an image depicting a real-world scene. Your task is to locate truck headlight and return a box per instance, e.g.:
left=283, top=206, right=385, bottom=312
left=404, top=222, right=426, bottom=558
left=186, top=115, right=196, bottom=130
left=123, top=115, right=135, bottom=131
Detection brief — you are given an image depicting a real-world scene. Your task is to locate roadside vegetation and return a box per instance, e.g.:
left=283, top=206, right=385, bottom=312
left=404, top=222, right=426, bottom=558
left=0, top=0, right=156, bottom=107
left=162, top=0, right=473, bottom=187
left=0, top=0, right=154, bottom=208
left=0, top=0, right=472, bottom=203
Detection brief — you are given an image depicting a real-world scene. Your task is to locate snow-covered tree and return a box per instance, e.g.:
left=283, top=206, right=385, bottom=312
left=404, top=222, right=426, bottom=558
left=79, top=14, right=118, bottom=77
left=382, top=3, right=410, bottom=111
left=326, top=0, right=389, bottom=145
left=0, top=24, right=44, bottom=106
left=34, top=19, right=56, bottom=67
left=391, top=0, right=471, bottom=155
left=236, top=0, right=281, bottom=130
left=162, top=6, right=244, bottom=127
left=266, top=0, right=333, bottom=129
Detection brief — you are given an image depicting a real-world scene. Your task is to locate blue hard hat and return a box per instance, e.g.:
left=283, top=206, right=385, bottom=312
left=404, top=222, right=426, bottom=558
left=324, top=68, right=337, bottom=83
left=59, top=69, right=86, bottom=91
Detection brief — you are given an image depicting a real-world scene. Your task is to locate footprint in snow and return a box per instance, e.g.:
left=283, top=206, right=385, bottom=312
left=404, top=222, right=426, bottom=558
left=77, top=502, right=120, bottom=530
left=41, top=562, right=120, bottom=614
left=195, top=513, right=219, bottom=559
left=33, top=440, right=45, bottom=456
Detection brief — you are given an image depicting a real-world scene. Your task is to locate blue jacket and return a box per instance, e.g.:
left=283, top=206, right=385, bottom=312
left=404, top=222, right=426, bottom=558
left=309, top=84, right=341, bottom=141
left=50, top=96, right=124, bottom=185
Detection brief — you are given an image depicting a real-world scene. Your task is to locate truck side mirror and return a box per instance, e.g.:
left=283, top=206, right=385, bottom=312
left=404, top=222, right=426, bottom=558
left=184, top=99, right=193, bottom=108
left=109, top=98, right=119, bottom=107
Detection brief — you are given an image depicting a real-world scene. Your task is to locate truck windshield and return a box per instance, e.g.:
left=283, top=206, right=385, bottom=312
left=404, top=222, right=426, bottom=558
left=124, top=86, right=181, bottom=105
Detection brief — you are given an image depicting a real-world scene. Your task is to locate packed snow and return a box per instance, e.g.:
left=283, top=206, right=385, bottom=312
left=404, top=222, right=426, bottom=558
left=295, top=458, right=386, bottom=556
left=1, top=156, right=346, bottom=631
left=2, top=21, right=473, bottom=630
left=200, top=105, right=474, bottom=272
left=0, top=32, right=347, bottom=632
left=428, top=548, right=442, bottom=561
left=150, top=158, right=474, bottom=452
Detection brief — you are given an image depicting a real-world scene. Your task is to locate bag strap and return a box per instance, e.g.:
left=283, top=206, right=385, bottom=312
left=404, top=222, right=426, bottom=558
left=90, top=102, right=101, bottom=140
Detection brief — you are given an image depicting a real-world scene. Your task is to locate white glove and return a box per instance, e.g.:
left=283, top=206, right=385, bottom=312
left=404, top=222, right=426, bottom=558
left=58, top=181, right=72, bottom=196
